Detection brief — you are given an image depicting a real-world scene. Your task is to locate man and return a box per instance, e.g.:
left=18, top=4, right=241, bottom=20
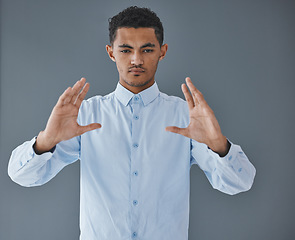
left=8, top=6, right=256, bottom=240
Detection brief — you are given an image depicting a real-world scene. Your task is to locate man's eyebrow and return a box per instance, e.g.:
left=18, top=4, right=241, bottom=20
left=117, top=43, right=156, bottom=49
left=118, top=44, right=133, bottom=49
left=140, top=43, right=156, bottom=48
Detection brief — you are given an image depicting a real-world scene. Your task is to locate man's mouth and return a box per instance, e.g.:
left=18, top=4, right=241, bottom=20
left=129, top=68, right=145, bottom=74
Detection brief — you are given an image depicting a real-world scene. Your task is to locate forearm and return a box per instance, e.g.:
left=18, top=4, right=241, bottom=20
left=8, top=136, right=80, bottom=187
left=191, top=139, right=256, bottom=195
left=8, top=137, right=53, bottom=187
left=210, top=143, right=256, bottom=195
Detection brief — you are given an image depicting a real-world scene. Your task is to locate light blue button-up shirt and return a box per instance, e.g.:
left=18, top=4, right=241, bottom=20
left=8, top=82, right=256, bottom=240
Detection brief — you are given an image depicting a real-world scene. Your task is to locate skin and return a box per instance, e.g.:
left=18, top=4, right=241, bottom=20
left=34, top=27, right=229, bottom=157
left=165, top=77, right=229, bottom=156
left=106, top=27, right=168, bottom=94
left=34, top=78, right=102, bottom=154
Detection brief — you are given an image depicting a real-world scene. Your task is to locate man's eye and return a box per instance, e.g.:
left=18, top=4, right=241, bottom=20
left=143, top=49, right=153, bottom=53
left=121, top=50, right=131, bottom=53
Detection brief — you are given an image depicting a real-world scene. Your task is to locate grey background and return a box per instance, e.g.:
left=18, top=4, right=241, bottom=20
left=0, top=0, right=294, bottom=239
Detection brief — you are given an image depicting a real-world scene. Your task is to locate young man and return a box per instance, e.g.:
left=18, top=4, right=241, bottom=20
left=8, top=6, right=256, bottom=240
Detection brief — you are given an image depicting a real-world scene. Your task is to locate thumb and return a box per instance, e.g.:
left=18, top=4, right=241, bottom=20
left=165, top=126, right=189, bottom=137
left=78, top=123, right=102, bottom=135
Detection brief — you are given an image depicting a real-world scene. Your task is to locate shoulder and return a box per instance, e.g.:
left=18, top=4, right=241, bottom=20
left=81, top=91, right=115, bottom=109
left=158, top=92, right=187, bottom=109
left=157, top=91, right=189, bottom=125
left=155, top=91, right=189, bottom=118
left=77, top=91, right=116, bottom=123
left=159, top=92, right=185, bottom=103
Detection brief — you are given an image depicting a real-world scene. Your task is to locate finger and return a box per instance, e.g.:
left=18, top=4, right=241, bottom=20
left=185, top=77, right=204, bottom=104
left=181, top=83, right=194, bottom=110
left=77, top=123, right=102, bottom=136
left=75, top=82, right=90, bottom=107
left=165, top=126, right=190, bottom=138
left=56, top=87, right=72, bottom=107
left=70, top=78, right=86, bottom=104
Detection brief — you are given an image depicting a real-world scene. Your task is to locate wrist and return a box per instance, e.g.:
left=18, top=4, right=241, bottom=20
left=208, top=135, right=229, bottom=157
left=34, top=131, right=57, bottom=154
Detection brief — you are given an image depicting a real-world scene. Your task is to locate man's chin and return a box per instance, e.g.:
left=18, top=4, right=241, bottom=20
left=124, top=79, right=153, bottom=88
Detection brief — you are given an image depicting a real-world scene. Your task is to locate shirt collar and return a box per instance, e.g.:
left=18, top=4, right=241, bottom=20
left=115, top=82, right=160, bottom=107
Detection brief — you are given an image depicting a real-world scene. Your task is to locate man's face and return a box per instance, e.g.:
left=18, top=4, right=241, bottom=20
left=106, top=27, right=168, bottom=93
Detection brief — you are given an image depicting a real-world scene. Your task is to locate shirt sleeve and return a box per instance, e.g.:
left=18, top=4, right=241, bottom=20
left=8, top=135, right=80, bottom=187
left=190, top=139, right=256, bottom=195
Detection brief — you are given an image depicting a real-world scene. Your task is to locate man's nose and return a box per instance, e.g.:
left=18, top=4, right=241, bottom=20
left=131, top=52, right=144, bottom=65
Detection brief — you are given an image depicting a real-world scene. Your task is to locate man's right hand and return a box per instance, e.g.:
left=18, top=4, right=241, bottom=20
left=34, top=78, right=101, bottom=154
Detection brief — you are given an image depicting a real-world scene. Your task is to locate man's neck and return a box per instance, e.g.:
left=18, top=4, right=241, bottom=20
left=119, top=79, right=155, bottom=94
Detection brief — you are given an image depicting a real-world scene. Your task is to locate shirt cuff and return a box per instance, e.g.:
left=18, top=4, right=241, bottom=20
left=207, top=139, right=231, bottom=157
left=32, top=137, right=56, bottom=155
left=207, top=139, right=243, bottom=166
left=19, top=137, right=54, bottom=167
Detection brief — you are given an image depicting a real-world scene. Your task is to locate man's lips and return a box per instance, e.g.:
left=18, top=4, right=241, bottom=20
left=129, top=68, right=145, bottom=74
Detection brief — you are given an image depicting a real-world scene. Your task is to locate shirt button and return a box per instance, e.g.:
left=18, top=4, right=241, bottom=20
left=132, top=232, right=137, bottom=238
left=133, top=200, right=138, bottom=206
left=134, top=115, right=139, bottom=120
left=133, top=143, right=139, bottom=148
left=133, top=171, right=138, bottom=176
left=134, top=96, right=139, bottom=101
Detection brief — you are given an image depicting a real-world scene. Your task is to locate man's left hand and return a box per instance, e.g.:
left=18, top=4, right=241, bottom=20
left=165, top=77, right=229, bottom=157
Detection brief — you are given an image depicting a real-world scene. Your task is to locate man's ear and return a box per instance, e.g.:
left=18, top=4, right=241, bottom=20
left=159, top=44, right=168, bottom=61
left=106, top=45, right=116, bottom=62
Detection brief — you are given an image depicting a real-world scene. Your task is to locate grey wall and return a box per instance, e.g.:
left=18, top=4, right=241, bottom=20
left=1, top=0, right=294, bottom=239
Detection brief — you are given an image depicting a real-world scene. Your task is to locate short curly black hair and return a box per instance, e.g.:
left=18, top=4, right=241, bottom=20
left=108, top=6, right=164, bottom=46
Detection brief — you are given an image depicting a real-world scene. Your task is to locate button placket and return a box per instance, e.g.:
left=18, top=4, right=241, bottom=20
left=129, top=96, right=142, bottom=236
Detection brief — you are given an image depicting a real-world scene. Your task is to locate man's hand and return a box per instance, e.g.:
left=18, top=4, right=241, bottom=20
left=34, top=78, right=101, bottom=154
left=165, top=77, right=229, bottom=157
